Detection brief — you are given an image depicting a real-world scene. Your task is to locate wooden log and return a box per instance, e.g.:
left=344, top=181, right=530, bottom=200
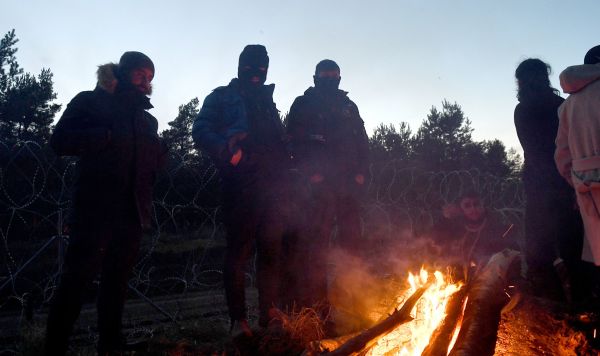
left=420, top=286, right=468, bottom=356
left=448, top=249, right=521, bottom=356
left=303, top=332, right=361, bottom=356
left=321, top=285, right=430, bottom=356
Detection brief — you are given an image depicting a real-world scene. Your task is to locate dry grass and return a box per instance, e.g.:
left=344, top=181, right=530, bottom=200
left=270, top=306, right=325, bottom=345
left=246, top=306, right=326, bottom=355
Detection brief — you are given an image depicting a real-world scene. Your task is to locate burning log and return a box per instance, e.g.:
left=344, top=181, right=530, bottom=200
left=303, top=332, right=361, bottom=355
left=320, top=285, right=430, bottom=356
left=420, top=286, right=468, bottom=356
left=448, top=249, right=520, bottom=356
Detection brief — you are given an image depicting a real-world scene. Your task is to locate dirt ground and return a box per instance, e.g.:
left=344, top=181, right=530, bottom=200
left=3, top=285, right=599, bottom=355
left=496, top=294, right=597, bottom=356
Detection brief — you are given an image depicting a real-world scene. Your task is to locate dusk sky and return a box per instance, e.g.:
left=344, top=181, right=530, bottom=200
left=2, top=0, right=598, bottom=153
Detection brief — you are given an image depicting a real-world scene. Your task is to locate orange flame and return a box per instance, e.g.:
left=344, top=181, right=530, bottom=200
left=368, top=268, right=462, bottom=356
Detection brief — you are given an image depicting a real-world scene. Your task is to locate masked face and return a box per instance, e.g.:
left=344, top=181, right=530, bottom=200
left=128, top=67, right=154, bottom=95
left=239, top=65, right=268, bottom=86
left=314, top=69, right=341, bottom=92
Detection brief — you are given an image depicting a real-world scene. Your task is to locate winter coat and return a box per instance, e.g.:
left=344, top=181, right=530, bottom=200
left=286, top=87, right=369, bottom=193
left=50, top=64, right=166, bottom=229
left=514, top=92, right=572, bottom=197
left=192, top=79, right=287, bottom=186
left=555, top=63, right=600, bottom=183
left=554, top=63, right=600, bottom=264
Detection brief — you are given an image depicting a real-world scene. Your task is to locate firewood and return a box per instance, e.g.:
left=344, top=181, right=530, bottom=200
left=320, top=285, right=430, bottom=356
left=421, top=286, right=468, bottom=356
left=448, top=249, right=520, bottom=356
left=303, top=332, right=361, bottom=355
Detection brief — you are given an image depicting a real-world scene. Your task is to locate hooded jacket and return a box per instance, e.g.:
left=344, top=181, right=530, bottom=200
left=555, top=63, right=600, bottom=185
left=287, top=87, right=369, bottom=190
left=554, top=63, right=600, bottom=265
left=50, top=64, right=166, bottom=228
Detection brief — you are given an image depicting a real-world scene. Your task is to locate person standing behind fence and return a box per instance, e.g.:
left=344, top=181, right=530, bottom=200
left=192, top=45, right=289, bottom=335
left=45, top=51, right=167, bottom=355
left=285, top=59, right=370, bottom=314
left=555, top=46, right=600, bottom=283
left=514, top=58, right=583, bottom=301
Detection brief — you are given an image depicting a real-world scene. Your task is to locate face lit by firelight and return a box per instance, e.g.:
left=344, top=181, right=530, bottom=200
left=460, top=197, right=485, bottom=222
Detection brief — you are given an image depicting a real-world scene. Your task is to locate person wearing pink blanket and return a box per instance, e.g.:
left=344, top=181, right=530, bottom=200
left=555, top=45, right=600, bottom=266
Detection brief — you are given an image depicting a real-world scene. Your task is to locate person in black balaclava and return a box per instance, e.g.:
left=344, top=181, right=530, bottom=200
left=284, top=59, right=370, bottom=323
left=45, top=51, right=167, bottom=355
left=192, top=45, right=289, bottom=335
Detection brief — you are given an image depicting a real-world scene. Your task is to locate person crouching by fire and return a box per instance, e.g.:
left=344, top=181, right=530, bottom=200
left=284, top=59, right=370, bottom=322
left=45, top=51, right=167, bottom=355
left=192, top=45, right=290, bottom=336
left=428, top=191, right=520, bottom=280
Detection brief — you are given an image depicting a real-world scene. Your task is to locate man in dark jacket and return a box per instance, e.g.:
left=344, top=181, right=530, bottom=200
left=286, top=59, right=369, bottom=310
left=45, top=51, right=167, bottom=355
left=192, top=45, right=288, bottom=334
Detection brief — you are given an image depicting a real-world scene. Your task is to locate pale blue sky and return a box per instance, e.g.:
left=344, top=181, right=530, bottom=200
left=2, top=0, right=598, bottom=152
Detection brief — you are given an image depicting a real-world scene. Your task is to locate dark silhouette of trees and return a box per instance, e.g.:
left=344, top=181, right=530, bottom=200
left=156, top=98, right=220, bottom=236
left=161, top=97, right=200, bottom=159
left=370, top=122, right=413, bottom=162
left=0, top=29, right=60, bottom=145
left=369, top=100, right=520, bottom=177
left=413, top=100, right=474, bottom=171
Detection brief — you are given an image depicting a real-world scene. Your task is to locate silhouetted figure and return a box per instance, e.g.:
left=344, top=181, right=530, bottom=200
left=45, top=52, right=167, bottom=355
left=285, top=60, right=369, bottom=313
left=514, top=58, right=583, bottom=300
left=192, top=45, right=288, bottom=334
left=430, top=192, right=519, bottom=277
left=555, top=46, right=600, bottom=271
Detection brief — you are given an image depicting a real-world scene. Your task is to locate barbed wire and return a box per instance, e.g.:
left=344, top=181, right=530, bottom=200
left=0, top=140, right=524, bottom=335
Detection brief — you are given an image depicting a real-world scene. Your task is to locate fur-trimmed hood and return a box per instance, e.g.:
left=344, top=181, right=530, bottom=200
left=96, top=63, right=119, bottom=94
left=96, top=63, right=153, bottom=96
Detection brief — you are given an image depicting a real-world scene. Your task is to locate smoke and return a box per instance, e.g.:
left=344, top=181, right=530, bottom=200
left=326, top=228, right=446, bottom=335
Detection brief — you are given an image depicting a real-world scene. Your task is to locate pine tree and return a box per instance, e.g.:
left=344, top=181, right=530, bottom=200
left=369, top=122, right=413, bottom=162
left=161, top=97, right=200, bottom=159
left=413, top=100, right=474, bottom=171
left=0, top=29, right=61, bottom=144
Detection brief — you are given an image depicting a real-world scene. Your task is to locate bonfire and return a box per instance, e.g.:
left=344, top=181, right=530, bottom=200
left=304, top=249, right=520, bottom=356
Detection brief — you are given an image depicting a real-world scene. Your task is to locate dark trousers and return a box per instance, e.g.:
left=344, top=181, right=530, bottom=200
left=286, top=183, right=363, bottom=309
left=525, top=191, right=583, bottom=299
left=222, top=185, right=285, bottom=326
left=45, top=213, right=142, bottom=355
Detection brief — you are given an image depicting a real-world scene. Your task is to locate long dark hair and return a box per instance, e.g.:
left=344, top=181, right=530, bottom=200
left=515, top=58, right=560, bottom=102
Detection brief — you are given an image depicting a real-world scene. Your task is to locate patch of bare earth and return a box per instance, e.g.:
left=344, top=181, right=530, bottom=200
left=496, top=295, right=593, bottom=355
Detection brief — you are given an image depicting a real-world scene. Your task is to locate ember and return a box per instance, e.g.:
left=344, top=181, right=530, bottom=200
left=369, top=268, right=462, bottom=356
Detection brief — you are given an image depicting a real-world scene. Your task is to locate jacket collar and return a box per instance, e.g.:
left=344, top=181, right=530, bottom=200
left=304, top=86, right=348, bottom=98
left=229, top=78, right=275, bottom=98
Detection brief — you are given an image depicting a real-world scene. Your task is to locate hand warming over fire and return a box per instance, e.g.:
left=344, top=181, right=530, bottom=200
left=230, top=148, right=242, bottom=166
left=310, top=173, right=324, bottom=183
left=355, top=174, right=365, bottom=185
left=442, top=203, right=461, bottom=219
